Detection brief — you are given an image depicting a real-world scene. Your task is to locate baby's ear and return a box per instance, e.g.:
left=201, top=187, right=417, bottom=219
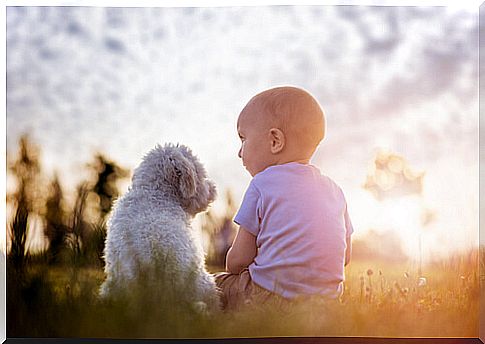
left=169, top=154, right=197, bottom=199
left=269, top=128, right=285, bottom=154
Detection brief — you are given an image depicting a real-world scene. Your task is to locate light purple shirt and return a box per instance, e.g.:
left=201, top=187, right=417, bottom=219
left=234, top=162, right=354, bottom=299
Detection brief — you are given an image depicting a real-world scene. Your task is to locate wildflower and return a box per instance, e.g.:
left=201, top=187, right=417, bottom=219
left=365, top=286, right=372, bottom=304
left=417, top=277, right=427, bottom=287
left=379, top=270, right=385, bottom=294
left=394, top=282, right=407, bottom=298
left=367, top=270, right=374, bottom=291
left=360, top=274, right=365, bottom=303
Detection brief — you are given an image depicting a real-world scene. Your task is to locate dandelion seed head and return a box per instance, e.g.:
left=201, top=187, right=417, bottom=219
left=417, top=277, right=427, bottom=287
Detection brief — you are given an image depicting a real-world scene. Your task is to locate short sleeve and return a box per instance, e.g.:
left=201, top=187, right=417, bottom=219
left=344, top=202, right=354, bottom=238
left=233, top=180, right=262, bottom=236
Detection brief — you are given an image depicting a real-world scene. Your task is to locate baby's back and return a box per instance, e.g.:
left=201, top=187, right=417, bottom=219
left=235, top=162, right=353, bottom=299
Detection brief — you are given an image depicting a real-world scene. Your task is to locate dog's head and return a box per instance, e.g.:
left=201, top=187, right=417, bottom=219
left=132, top=143, right=217, bottom=216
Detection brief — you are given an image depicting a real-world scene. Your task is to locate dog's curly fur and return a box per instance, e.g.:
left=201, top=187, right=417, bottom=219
left=99, top=143, right=220, bottom=312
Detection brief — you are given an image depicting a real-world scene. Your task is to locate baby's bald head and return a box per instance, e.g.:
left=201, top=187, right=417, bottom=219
left=242, top=86, right=325, bottom=158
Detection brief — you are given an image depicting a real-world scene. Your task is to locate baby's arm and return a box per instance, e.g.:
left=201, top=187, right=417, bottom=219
left=225, top=226, right=257, bottom=274
left=345, top=235, right=352, bottom=266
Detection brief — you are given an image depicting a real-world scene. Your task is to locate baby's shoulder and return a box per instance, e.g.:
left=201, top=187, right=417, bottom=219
left=250, top=166, right=285, bottom=190
left=319, top=173, right=345, bottom=195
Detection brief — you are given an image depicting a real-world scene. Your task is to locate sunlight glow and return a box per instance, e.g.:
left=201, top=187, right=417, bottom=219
left=352, top=192, right=425, bottom=259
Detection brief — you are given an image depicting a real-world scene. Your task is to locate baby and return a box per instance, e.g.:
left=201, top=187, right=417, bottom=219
left=215, top=86, right=354, bottom=310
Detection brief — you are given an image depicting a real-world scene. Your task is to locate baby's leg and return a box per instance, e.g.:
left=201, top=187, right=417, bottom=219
left=214, top=269, right=253, bottom=311
left=215, top=270, right=292, bottom=312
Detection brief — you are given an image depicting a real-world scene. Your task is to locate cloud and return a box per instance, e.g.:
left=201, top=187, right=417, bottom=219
left=5, top=5, right=478, bottom=257
left=330, top=6, right=477, bottom=121
left=6, top=6, right=477, bottom=189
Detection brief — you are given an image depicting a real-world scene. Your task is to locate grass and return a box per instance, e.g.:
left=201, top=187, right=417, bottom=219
left=6, top=249, right=479, bottom=339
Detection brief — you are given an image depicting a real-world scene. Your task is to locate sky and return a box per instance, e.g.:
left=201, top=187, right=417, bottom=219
left=5, top=3, right=479, bottom=261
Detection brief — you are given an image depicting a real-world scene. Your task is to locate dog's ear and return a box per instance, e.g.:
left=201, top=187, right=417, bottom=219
left=169, top=155, right=197, bottom=199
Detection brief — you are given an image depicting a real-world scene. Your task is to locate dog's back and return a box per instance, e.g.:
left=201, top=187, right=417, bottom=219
left=99, top=143, right=221, bottom=312
left=101, top=190, right=190, bottom=290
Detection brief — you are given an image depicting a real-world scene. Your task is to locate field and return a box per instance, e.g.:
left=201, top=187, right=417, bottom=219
left=6, top=132, right=480, bottom=339
left=6, top=250, right=480, bottom=339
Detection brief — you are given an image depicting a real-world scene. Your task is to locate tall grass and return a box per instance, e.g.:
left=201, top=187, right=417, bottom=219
left=7, top=249, right=479, bottom=338
left=5, top=137, right=479, bottom=338
left=8, top=203, right=29, bottom=271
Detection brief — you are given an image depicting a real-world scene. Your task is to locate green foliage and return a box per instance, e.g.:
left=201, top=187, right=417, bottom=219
left=83, top=220, right=108, bottom=268
left=44, top=174, right=69, bottom=265
left=7, top=134, right=43, bottom=271
left=5, top=135, right=479, bottom=338
left=8, top=202, right=29, bottom=271
left=7, top=135, right=128, bottom=268
left=8, top=134, right=43, bottom=214
left=65, top=184, right=90, bottom=267
left=202, top=189, right=237, bottom=269
left=6, top=251, right=479, bottom=338
left=7, top=250, right=217, bottom=338
left=87, top=153, right=130, bottom=221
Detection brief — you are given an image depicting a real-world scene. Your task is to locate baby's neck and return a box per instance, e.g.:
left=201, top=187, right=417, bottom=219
left=274, top=156, right=310, bottom=166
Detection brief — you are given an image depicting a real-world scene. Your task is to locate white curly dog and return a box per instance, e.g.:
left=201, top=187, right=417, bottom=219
left=99, top=143, right=220, bottom=312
